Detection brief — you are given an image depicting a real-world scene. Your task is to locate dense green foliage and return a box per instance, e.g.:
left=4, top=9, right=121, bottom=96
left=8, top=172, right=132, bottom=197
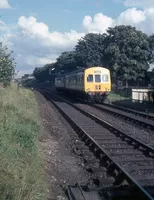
left=103, top=26, right=151, bottom=86
left=56, top=51, right=78, bottom=73
left=75, top=33, right=105, bottom=67
left=33, top=25, right=154, bottom=86
left=0, top=42, right=15, bottom=86
left=33, top=63, right=55, bottom=83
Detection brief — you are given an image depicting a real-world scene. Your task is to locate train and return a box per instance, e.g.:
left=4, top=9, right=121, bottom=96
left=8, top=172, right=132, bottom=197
left=55, top=66, right=111, bottom=102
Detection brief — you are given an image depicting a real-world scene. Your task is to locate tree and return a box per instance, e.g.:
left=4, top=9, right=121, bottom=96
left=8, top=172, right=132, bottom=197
left=33, top=63, right=56, bottom=82
left=103, top=25, right=151, bottom=86
left=75, top=33, right=105, bottom=67
left=0, top=42, right=15, bottom=86
left=148, top=34, right=154, bottom=64
left=56, top=51, right=78, bottom=74
left=32, top=25, right=154, bottom=86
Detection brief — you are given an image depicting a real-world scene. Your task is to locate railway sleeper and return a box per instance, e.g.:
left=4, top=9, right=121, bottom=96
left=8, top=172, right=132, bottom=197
left=101, top=144, right=131, bottom=149
left=85, top=166, right=107, bottom=174
left=71, top=135, right=80, bottom=141
left=72, top=148, right=83, bottom=156
left=100, top=186, right=148, bottom=200
left=95, top=104, right=154, bottom=129
left=99, top=141, right=128, bottom=145
left=67, top=179, right=150, bottom=200
left=110, top=151, right=143, bottom=156
left=73, top=145, right=89, bottom=152
left=93, top=176, right=115, bottom=187
left=135, top=175, right=154, bottom=184
left=71, top=184, right=130, bottom=200
left=119, top=158, right=154, bottom=164
left=83, top=153, right=95, bottom=160
left=74, top=140, right=89, bottom=148
left=85, top=163, right=100, bottom=170
left=81, top=150, right=94, bottom=157
left=91, top=136, right=117, bottom=140
left=104, top=146, right=134, bottom=150
left=45, top=93, right=154, bottom=199
left=67, top=184, right=101, bottom=200
left=83, top=156, right=99, bottom=164
left=128, top=165, right=154, bottom=171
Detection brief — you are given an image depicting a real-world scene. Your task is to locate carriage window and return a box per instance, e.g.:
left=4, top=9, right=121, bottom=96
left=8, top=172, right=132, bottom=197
left=102, top=74, right=109, bottom=82
left=87, top=74, right=93, bottom=82
left=95, top=75, right=101, bottom=82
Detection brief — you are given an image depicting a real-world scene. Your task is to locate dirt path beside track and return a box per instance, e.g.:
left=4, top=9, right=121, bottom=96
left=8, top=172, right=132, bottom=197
left=34, top=91, right=89, bottom=200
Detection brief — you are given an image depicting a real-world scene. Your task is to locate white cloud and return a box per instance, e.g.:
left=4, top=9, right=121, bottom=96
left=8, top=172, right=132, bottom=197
left=0, top=0, right=11, bottom=9
left=1, top=6, right=154, bottom=76
left=115, top=8, right=146, bottom=24
left=83, top=7, right=154, bottom=34
left=116, top=8, right=154, bottom=34
left=83, top=13, right=113, bottom=33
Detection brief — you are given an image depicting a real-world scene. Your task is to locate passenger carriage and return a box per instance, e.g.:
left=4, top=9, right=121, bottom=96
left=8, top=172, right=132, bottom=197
left=55, top=66, right=111, bottom=102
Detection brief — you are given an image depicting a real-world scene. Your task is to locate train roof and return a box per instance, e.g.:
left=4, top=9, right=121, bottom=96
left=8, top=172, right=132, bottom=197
left=55, top=67, right=85, bottom=79
left=65, top=67, right=85, bottom=75
left=55, top=66, right=109, bottom=79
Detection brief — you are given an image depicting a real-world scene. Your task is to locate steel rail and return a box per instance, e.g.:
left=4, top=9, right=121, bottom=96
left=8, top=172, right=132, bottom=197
left=48, top=91, right=154, bottom=154
left=107, top=103, right=154, bottom=120
left=41, top=90, right=154, bottom=200
left=102, top=103, right=154, bottom=120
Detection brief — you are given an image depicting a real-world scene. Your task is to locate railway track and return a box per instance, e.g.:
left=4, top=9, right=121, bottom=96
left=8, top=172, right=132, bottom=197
left=44, top=88, right=154, bottom=131
left=102, top=103, right=154, bottom=120
left=90, top=103, right=154, bottom=131
left=40, top=90, right=154, bottom=199
left=110, top=101, right=154, bottom=116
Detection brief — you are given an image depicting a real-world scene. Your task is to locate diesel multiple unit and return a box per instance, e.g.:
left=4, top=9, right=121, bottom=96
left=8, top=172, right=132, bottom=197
left=55, top=66, right=111, bottom=102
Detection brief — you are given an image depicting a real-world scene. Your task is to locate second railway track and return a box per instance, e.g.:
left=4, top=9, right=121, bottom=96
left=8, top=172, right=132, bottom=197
left=44, top=88, right=154, bottom=131
left=40, top=89, right=154, bottom=199
left=90, top=103, right=154, bottom=131
left=91, top=101, right=154, bottom=130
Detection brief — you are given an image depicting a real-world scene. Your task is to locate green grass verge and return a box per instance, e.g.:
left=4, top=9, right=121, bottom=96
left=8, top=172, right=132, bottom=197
left=0, top=85, right=46, bottom=200
left=108, top=92, right=130, bottom=101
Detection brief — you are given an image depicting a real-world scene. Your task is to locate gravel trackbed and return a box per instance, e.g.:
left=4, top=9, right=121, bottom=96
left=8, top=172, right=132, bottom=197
left=34, top=91, right=90, bottom=200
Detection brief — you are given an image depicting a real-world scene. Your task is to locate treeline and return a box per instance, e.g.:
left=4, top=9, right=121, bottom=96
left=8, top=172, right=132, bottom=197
left=33, top=25, right=154, bottom=86
left=0, top=42, right=15, bottom=86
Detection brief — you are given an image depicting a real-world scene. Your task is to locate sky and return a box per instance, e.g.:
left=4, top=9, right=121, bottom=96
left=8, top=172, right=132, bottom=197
left=0, top=0, right=154, bottom=77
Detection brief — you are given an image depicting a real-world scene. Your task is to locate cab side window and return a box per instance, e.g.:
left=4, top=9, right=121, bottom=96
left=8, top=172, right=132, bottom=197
left=102, top=74, right=109, bottom=82
left=87, top=74, right=93, bottom=82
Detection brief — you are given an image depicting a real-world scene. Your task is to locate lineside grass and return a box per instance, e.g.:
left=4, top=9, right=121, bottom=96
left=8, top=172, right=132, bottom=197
left=0, top=85, right=46, bottom=200
left=108, top=92, right=130, bottom=101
